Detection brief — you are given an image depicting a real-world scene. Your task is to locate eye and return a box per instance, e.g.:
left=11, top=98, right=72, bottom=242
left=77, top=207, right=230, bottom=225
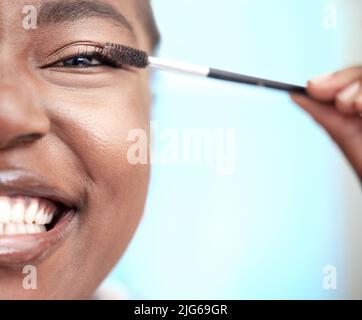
left=54, top=54, right=104, bottom=68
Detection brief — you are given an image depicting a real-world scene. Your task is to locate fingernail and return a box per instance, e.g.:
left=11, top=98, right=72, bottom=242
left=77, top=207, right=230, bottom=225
left=310, top=72, right=334, bottom=84
left=337, top=81, right=360, bottom=102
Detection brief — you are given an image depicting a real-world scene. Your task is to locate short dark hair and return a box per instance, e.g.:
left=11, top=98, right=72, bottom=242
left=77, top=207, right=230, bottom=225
left=136, top=0, right=160, bottom=51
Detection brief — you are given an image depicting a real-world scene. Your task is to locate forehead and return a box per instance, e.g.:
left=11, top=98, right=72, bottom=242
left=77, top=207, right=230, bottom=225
left=0, top=0, right=148, bottom=48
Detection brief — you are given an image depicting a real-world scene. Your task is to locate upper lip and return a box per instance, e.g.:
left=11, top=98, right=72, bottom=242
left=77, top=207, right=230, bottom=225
left=0, top=169, right=78, bottom=210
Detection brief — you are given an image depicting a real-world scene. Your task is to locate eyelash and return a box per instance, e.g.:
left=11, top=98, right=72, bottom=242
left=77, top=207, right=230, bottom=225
left=49, top=49, right=122, bottom=69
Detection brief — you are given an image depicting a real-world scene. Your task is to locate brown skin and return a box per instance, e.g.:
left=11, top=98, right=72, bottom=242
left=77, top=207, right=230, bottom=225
left=291, top=67, right=362, bottom=183
left=0, top=0, right=151, bottom=299
left=0, top=0, right=360, bottom=300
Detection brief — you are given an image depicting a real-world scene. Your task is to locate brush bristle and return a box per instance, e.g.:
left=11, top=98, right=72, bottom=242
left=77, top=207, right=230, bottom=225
left=101, top=43, right=149, bottom=68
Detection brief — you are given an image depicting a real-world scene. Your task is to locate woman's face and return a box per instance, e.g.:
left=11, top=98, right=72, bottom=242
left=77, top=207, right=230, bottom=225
left=0, top=0, right=151, bottom=299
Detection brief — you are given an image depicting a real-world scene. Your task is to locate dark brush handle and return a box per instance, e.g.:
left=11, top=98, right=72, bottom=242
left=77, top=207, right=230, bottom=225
left=208, top=68, right=307, bottom=94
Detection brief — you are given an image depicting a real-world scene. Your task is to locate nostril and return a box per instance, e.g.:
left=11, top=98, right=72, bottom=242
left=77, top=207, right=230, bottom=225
left=0, top=133, right=43, bottom=150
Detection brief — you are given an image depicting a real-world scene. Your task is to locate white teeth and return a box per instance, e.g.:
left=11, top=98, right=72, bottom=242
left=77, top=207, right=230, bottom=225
left=35, top=207, right=47, bottom=225
left=27, top=224, right=37, bottom=234
left=17, top=224, right=27, bottom=234
left=11, top=202, right=26, bottom=223
left=0, top=196, right=58, bottom=236
left=5, top=223, right=18, bottom=235
left=25, top=200, right=39, bottom=224
left=46, top=212, right=54, bottom=224
left=0, top=198, right=11, bottom=223
left=30, top=224, right=46, bottom=234
left=0, top=223, right=48, bottom=235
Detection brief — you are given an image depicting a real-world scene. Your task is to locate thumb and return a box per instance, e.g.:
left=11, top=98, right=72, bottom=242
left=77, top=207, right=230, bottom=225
left=307, top=66, right=362, bottom=102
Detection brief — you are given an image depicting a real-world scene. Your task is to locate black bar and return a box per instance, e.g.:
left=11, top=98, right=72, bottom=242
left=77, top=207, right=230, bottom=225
left=0, top=300, right=356, bottom=318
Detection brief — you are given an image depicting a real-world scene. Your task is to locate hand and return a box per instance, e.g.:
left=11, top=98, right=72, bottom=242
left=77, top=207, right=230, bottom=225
left=291, top=66, right=362, bottom=182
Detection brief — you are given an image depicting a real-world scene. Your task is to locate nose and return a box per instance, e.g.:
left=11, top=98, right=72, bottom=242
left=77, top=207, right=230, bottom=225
left=0, top=84, right=50, bottom=150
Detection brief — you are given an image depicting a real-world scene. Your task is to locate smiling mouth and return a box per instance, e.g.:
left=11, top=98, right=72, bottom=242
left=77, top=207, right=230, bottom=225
left=0, top=170, right=79, bottom=267
left=0, top=196, right=65, bottom=235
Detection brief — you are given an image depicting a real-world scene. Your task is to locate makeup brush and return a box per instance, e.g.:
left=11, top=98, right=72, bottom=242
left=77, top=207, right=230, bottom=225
left=101, top=42, right=307, bottom=94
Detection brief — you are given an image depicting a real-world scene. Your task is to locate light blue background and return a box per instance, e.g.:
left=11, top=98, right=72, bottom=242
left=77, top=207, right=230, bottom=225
left=108, top=0, right=350, bottom=299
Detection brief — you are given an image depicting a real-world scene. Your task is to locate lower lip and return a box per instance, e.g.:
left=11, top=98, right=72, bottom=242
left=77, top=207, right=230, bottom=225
left=0, top=210, right=77, bottom=267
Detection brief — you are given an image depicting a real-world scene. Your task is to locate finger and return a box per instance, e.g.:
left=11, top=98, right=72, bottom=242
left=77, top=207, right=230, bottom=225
left=353, top=91, right=362, bottom=113
left=291, top=94, right=344, bottom=133
left=335, top=81, right=361, bottom=114
left=290, top=94, right=360, bottom=143
left=290, top=94, right=362, bottom=176
left=307, top=66, right=362, bottom=102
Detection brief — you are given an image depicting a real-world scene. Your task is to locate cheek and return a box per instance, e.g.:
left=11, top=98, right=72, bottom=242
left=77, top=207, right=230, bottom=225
left=42, top=78, right=151, bottom=268
left=45, top=76, right=150, bottom=191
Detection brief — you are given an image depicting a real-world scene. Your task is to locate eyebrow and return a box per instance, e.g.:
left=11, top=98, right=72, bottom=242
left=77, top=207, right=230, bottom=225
left=38, top=0, right=135, bottom=36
